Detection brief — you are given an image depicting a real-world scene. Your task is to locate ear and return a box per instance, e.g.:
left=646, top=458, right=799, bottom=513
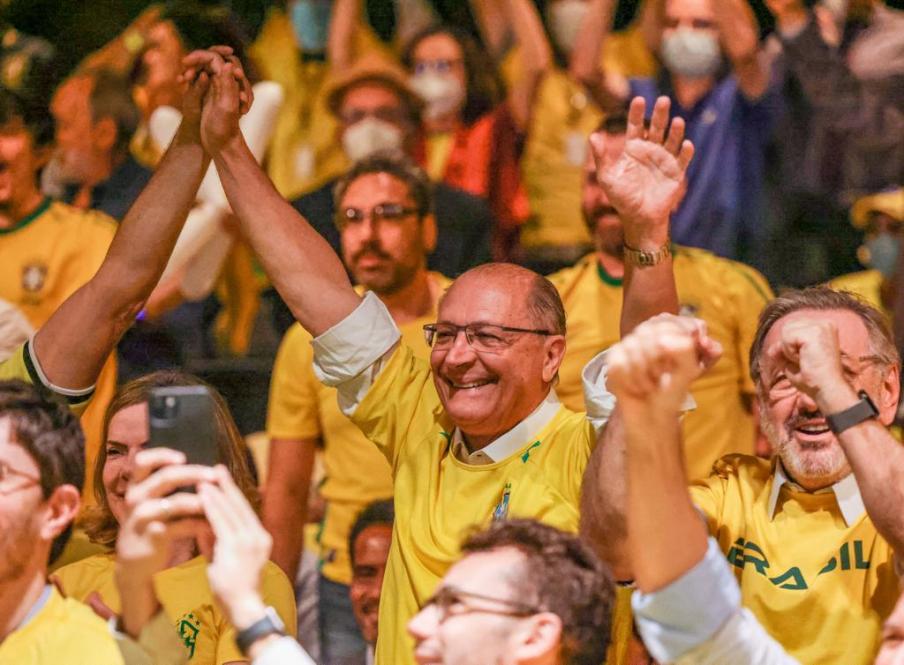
left=421, top=213, right=437, bottom=255
left=542, top=335, right=567, bottom=384
left=877, top=364, right=900, bottom=426
left=93, top=117, right=118, bottom=152
left=511, top=612, right=563, bottom=662
left=39, top=484, right=81, bottom=542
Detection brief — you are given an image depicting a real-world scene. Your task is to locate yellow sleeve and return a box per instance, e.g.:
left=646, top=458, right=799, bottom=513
left=726, top=261, right=773, bottom=396
left=214, top=562, right=298, bottom=664
left=0, top=342, right=94, bottom=415
left=267, top=324, right=323, bottom=441
left=350, top=344, right=440, bottom=470
left=688, top=458, right=734, bottom=536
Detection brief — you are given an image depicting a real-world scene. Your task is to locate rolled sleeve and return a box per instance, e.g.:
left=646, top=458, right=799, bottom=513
left=633, top=538, right=741, bottom=663
left=312, top=292, right=401, bottom=415
left=582, top=349, right=696, bottom=431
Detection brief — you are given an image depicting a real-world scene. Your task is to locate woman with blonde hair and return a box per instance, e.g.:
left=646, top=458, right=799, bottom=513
left=54, top=370, right=296, bottom=665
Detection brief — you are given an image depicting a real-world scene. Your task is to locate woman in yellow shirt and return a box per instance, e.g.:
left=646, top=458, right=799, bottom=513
left=54, top=370, right=297, bottom=665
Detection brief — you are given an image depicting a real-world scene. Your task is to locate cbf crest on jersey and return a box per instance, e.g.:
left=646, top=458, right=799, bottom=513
left=21, top=262, right=47, bottom=293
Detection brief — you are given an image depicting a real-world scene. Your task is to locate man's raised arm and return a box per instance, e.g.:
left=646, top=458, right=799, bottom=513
left=192, top=51, right=360, bottom=337
left=31, top=52, right=232, bottom=391
left=579, top=96, right=692, bottom=578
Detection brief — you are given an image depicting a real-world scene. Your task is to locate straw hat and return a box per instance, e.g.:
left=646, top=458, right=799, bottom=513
left=851, top=188, right=904, bottom=229
left=324, top=52, right=424, bottom=118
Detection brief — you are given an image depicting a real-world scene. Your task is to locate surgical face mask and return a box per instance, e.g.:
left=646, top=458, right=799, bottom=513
left=547, top=0, right=590, bottom=55
left=862, top=233, right=900, bottom=278
left=409, top=72, right=465, bottom=121
left=660, top=27, right=722, bottom=78
left=290, top=0, right=332, bottom=52
left=342, top=117, right=405, bottom=162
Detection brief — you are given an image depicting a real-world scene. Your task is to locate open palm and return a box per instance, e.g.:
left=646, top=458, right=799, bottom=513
left=592, top=96, right=694, bottom=228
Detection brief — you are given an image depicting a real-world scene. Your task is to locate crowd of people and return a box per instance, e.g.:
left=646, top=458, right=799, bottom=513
left=0, top=0, right=902, bottom=663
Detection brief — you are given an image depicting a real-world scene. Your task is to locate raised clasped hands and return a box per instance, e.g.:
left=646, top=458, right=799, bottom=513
left=590, top=96, right=694, bottom=243
left=607, top=314, right=722, bottom=414
left=180, top=45, right=254, bottom=154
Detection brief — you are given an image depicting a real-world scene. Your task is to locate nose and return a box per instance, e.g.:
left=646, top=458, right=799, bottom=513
left=407, top=603, right=439, bottom=642
left=442, top=329, right=477, bottom=367
left=795, top=389, right=820, bottom=415
left=122, top=448, right=140, bottom=483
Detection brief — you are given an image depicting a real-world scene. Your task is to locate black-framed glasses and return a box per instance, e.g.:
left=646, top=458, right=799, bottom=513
left=337, top=203, right=420, bottom=229
left=421, top=585, right=541, bottom=623
left=423, top=322, right=554, bottom=353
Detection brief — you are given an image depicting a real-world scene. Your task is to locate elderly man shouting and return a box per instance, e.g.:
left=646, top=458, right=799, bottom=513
left=588, top=287, right=903, bottom=664
left=183, top=48, right=693, bottom=664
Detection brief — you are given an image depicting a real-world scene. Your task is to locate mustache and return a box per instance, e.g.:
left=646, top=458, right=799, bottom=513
left=785, top=410, right=825, bottom=430
left=351, top=242, right=391, bottom=264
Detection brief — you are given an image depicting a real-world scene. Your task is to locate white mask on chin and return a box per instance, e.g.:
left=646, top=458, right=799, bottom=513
left=409, top=72, right=465, bottom=121
left=660, top=27, right=723, bottom=78
left=342, top=117, right=405, bottom=162
left=547, top=0, right=590, bottom=55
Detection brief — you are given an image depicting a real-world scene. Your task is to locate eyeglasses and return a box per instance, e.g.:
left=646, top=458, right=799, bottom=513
left=337, top=203, right=419, bottom=229
left=423, top=323, right=554, bottom=353
left=421, top=585, right=541, bottom=623
left=413, top=59, right=464, bottom=76
left=767, top=354, right=885, bottom=401
left=0, top=460, right=41, bottom=493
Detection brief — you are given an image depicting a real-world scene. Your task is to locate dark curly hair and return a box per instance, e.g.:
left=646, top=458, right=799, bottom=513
left=461, top=519, right=614, bottom=665
left=402, top=24, right=503, bottom=127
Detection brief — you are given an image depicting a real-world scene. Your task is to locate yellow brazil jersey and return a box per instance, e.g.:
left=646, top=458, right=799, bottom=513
left=249, top=9, right=391, bottom=199
left=54, top=553, right=297, bottom=665
left=267, top=273, right=450, bottom=586
left=690, top=455, right=898, bottom=664
left=830, top=269, right=890, bottom=322
left=549, top=249, right=773, bottom=481
left=349, top=344, right=596, bottom=665
left=0, top=586, right=124, bottom=664
left=0, top=198, right=118, bottom=502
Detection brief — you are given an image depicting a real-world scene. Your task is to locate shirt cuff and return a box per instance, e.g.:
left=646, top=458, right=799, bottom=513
left=633, top=538, right=741, bottom=663
left=312, top=291, right=401, bottom=387
left=581, top=349, right=696, bottom=431
left=254, top=636, right=317, bottom=665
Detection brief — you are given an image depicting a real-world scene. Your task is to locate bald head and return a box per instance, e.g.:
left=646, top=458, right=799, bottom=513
left=442, top=264, right=566, bottom=335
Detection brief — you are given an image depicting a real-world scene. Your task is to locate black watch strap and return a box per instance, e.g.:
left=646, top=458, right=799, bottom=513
left=826, top=390, right=879, bottom=435
left=235, top=607, right=285, bottom=655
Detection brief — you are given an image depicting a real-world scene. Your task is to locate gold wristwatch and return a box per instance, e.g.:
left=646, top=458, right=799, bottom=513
left=623, top=240, right=671, bottom=267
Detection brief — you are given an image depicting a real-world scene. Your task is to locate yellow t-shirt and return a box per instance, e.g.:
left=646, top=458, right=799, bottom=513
left=350, top=343, right=596, bottom=665
left=0, top=586, right=124, bottom=664
left=55, top=553, right=297, bottom=664
left=549, top=249, right=773, bottom=481
left=690, top=455, right=898, bottom=664
left=0, top=341, right=93, bottom=415
left=249, top=9, right=391, bottom=199
left=0, top=198, right=118, bottom=501
left=830, top=269, right=889, bottom=321
left=266, top=274, right=449, bottom=585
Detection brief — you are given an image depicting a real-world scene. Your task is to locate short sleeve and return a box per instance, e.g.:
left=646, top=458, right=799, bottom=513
left=726, top=262, right=773, bottom=395
left=267, top=324, right=323, bottom=441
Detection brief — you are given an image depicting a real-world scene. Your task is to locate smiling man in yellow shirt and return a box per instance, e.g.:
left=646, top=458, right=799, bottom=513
left=196, top=51, right=692, bottom=665
left=549, top=112, right=773, bottom=481
left=264, top=151, right=448, bottom=664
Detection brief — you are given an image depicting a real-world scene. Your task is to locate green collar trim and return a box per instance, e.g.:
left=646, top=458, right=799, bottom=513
left=0, top=197, right=52, bottom=235
left=596, top=260, right=623, bottom=287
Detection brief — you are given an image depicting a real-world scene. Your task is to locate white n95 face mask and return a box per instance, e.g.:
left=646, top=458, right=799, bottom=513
left=342, top=117, right=405, bottom=162
left=410, top=72, right=466, bottom=121
left=660, top=27, right=722, bottom=78
left=547, top=0, right=590, bottom=55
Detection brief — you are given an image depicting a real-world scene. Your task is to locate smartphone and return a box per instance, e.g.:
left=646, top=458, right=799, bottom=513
left=148, top=386, right=220, bottom=467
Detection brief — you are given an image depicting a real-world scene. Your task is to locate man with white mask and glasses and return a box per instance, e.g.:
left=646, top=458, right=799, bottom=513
left=589, top=0, right=779, bottom=262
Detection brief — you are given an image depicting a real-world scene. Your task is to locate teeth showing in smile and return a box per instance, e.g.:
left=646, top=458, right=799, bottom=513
left=451, top=381, right=491, bottom=389
left=797, top=424, right=830, bottom=434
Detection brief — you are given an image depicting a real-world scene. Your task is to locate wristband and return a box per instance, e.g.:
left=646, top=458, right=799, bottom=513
left=825, top=390, right=879, bottom=435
